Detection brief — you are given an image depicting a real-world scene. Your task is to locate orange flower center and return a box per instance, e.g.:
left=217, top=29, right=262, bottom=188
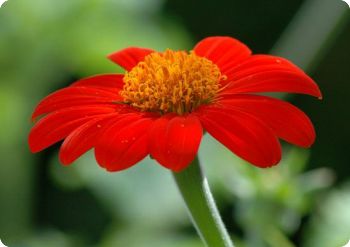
left=121, top=49, right=225, bottom=114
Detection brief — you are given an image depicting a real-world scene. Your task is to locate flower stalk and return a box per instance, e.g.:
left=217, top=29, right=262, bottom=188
left=172, top=156, right=234, bottom=247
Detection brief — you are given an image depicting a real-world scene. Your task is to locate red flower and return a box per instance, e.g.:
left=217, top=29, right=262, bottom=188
left=29, top=36, right=321, bottom=172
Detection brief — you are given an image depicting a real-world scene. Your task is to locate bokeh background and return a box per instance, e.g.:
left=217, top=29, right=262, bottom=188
left=1, top=0, right=350, bottom=246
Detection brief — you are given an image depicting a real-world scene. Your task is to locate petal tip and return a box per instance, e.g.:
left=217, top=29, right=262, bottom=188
left=60, top=160, right=73, bottom=166
left=58, top=152, right=74, bottom=166
left=107, top=47, right=155, bottom=71
left=107, top=52, right=117, bottom=61
left=28, top=146, right=39, bottom=153
left=257, top=157, right=281, bottom=169
left=28, top=142, right=42, bottom=154
left=28, top=133, right=40, bottom=153
left=314, top=85, right=323, bottom=99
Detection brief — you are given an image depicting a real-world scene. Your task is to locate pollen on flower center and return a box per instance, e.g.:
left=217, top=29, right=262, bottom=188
left=120, top=49, right=225, bottom=114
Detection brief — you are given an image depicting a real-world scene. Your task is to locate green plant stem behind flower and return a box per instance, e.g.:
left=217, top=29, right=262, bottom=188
left=172, top=156, right=234, bottom=247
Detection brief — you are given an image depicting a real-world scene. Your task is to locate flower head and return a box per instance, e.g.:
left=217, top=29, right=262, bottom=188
left=29, top=36, right=322, bottom=172
left=121, top=49, right=224, bottom=114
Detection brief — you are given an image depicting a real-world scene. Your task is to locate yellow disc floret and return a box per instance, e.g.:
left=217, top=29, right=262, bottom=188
left=121, top=49, right=225, bottom=115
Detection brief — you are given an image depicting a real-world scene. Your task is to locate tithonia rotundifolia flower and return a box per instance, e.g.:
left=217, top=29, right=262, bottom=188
left=29, top=36, right=322, bottom=172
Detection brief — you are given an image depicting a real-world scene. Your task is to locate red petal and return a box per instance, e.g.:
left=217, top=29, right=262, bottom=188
left=220, top=55, right=322, bottom=98
left=29, top=106, right=117, bottom=153
left=196, top=106, right=281, bottom=168
left=218, top=95, right=316, bottom=147
left=70, top=74, right=124, bottom=91
left=108, top=47, right=155, bottom=71
left=32, top=87, right=121, bottom=120
left=149, top=114, right=203, bottom=172
left=223, top=55, right=304, bottom=80
left=193, top=36, right=251, bottom=75
left=94, top=114, right=153, bottom=171
left=59, top=114, right=119, bottom=165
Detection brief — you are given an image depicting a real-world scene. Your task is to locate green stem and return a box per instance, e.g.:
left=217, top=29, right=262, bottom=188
left=172, top=156, right=234, bottom=247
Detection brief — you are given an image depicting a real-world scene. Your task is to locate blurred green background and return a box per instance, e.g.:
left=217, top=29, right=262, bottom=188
left=0, top=0, right=349, bottom=246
